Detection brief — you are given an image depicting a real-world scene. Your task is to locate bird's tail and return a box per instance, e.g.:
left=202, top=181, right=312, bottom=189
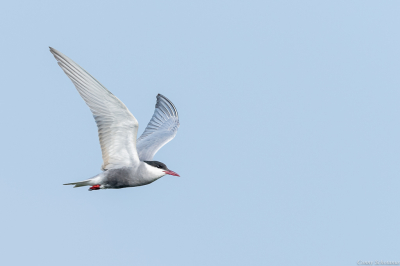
left=63, top=180, right=92, bottom=188
left=63, top=174, right=102, bottom=188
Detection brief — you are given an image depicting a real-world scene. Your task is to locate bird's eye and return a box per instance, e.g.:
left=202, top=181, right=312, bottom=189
left=157, top=165, right=162, bottom=168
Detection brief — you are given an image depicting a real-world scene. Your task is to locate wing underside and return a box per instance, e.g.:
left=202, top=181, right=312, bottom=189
left=50, top=47, right=140, bottom=170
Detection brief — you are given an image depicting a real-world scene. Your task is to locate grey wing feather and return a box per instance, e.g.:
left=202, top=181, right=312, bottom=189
left=50, top=47, right=140, bottom=170
left=136, top=94, right=180, bottom=161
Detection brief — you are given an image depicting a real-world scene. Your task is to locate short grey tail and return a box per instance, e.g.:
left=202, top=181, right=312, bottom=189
left=63, top=180, right=91, bottom=188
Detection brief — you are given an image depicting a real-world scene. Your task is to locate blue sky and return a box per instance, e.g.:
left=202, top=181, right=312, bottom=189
left=1, top=1, right=400, bottom=265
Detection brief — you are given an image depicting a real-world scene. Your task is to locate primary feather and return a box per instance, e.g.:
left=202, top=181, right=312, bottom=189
left=137, top=94, right=180, bottom=161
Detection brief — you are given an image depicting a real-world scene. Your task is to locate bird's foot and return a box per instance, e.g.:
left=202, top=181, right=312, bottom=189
left=89, top=185, right=101, bottom=191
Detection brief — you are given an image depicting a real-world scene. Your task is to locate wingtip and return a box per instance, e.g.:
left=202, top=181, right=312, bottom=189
left=49, top=46, right=58, bottom=56
left=49, top=47, right=63, bottom=56
left=157, top=93, right=168, bottom=100
left=156, top=94, right=178, bottom=115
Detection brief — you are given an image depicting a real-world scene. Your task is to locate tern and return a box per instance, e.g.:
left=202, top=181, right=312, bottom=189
left=50, top=47, right=180, bottom=191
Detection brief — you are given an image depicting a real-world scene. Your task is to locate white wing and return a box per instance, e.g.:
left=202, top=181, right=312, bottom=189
left=50, top=47, right=140, bottom=170
left=137, top=94, right=179, bottom=161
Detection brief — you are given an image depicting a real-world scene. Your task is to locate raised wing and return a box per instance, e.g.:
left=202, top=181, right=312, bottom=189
left=50, top=47, right=140, bottom=170
left=136, top=94, right=179, bottom=161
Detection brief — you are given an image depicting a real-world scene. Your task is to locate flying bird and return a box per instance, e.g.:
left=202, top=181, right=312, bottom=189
left=50, top=47, right=180, bottom=191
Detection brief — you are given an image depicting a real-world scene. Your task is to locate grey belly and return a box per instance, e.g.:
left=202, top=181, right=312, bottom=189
left=103, top=167, right=152, bottom=189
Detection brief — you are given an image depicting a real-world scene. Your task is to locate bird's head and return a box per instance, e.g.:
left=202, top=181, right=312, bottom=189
left=144, top=161, right=180, bottom=177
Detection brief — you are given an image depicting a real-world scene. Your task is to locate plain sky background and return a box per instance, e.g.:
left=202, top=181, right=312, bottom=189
left=1, top=1, right=399, bottom=265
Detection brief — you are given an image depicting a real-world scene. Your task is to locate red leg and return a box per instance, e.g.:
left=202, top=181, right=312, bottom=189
left=89, top=184, right=101, bottom=191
